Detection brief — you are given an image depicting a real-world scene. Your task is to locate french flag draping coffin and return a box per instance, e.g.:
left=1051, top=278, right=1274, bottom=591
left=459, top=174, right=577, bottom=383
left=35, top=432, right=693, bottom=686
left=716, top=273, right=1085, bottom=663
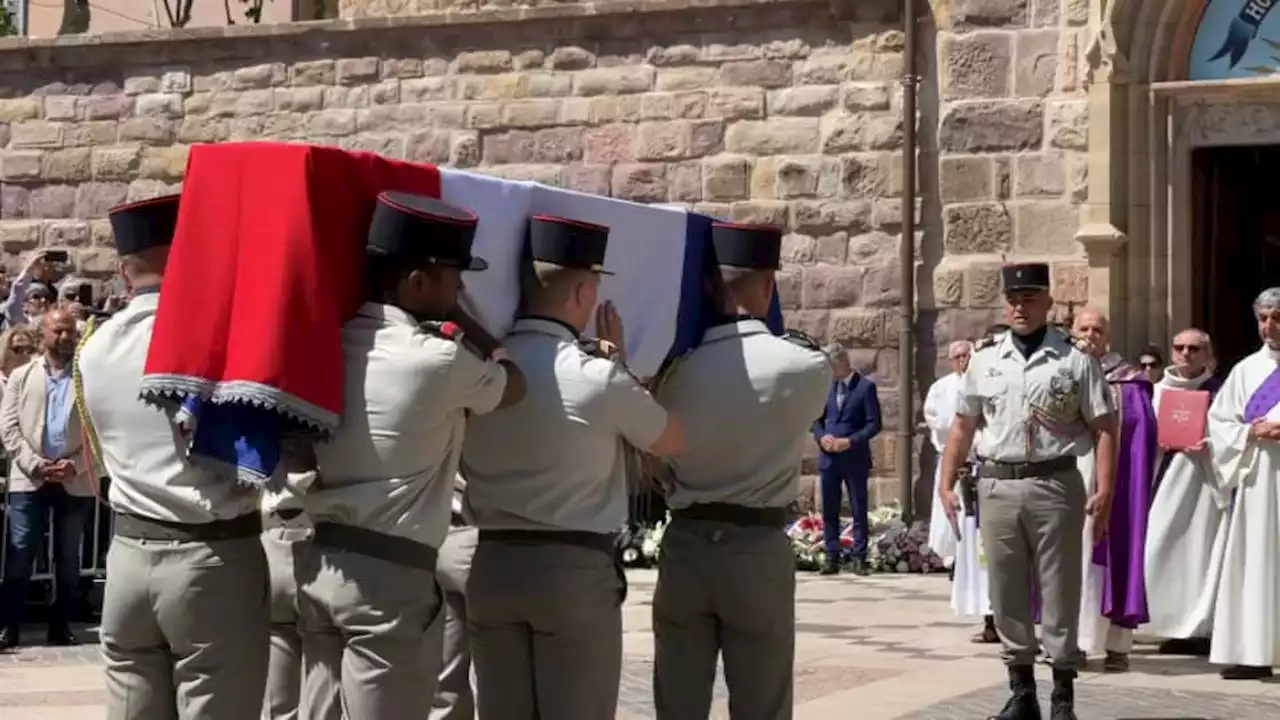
left=139, top=142, right=783, bottom=485
left=434, top=167, right=784, bottom=379
left=141, top=142, right=446, bottom=485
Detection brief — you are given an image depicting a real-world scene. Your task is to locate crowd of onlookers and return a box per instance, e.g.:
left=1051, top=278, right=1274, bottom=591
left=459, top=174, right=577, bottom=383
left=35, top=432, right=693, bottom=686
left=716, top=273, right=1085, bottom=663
left=0, top=249, right=126, bottom=650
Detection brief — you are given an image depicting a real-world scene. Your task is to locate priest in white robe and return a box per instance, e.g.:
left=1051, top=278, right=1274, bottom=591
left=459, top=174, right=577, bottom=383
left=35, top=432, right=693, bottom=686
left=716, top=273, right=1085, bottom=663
left=925, top=340, right=971, bottom=562
left=1144, top=329, right=1227, bottom=657
left=1208, top=287, right=1280, bottom=681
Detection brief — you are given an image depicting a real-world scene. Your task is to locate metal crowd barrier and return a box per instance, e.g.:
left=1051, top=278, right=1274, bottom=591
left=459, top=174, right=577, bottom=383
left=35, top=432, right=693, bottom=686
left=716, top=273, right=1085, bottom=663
left=0, top=478, right=112, bottom=616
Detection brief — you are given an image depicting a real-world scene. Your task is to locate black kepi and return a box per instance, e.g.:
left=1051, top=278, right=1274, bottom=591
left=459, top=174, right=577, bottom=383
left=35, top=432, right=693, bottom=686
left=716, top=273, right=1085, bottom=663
left=108, top=195, right=181, bottom=255
left=710, top=221, right=783, bottom=270
left=367, top=192, right=487, bottom=271
left=528, top=215, right=612, bottom=274
left=1001, top=262, right=1051, bottom=292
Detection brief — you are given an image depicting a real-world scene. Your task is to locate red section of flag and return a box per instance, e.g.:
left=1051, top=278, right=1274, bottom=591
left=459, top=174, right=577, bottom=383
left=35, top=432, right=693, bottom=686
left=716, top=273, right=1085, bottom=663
left=143, top=142, right=443, bottom=426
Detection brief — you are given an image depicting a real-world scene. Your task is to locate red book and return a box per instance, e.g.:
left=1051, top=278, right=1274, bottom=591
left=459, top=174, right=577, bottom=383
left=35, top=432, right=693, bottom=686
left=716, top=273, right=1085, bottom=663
left=1157, top=389, right=1210, bottom=450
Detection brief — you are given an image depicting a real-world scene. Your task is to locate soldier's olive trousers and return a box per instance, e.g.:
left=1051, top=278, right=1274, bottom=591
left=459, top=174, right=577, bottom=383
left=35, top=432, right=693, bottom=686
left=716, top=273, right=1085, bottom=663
left=653, top=520, right=795, bottom=720
left=978, top=469, right=1087, bottom=668
left=101, top=535, right=270, bottom=720
left=297, top=546, right=442, bottom=720
left=468, top=539, right=625, bottom=720
left=262, top=525, right=311, bottom=720
left=427, top=526, right=478, bottom=720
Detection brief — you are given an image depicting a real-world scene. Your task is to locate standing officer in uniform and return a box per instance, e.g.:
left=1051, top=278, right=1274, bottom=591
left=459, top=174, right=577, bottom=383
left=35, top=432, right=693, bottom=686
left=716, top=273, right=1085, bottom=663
left=651, top=221, right=831, bottom=720
left=78, top=195, right=271, bottom=720
left=462, top=215, right=685, bottom=720
left=299, top=192, right=524, bottom=720
left=939, top=263, right=1116, bottom=720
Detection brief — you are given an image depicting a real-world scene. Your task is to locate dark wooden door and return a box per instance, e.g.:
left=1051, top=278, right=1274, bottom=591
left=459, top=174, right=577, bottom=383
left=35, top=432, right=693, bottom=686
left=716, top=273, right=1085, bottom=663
left=1192, top=146, right=1280, bottom=371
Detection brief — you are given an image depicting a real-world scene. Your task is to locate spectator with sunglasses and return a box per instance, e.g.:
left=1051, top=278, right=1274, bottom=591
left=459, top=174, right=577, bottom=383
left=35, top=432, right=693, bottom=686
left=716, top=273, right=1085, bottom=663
left=1136, top=345, right=1165, bottom=384
left=1144, top=328, right=1226, bottom=662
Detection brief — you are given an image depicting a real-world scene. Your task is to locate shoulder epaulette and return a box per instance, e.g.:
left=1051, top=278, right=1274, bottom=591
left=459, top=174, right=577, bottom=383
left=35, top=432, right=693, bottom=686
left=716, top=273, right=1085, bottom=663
left=781, top=328, right=822, bottom=351
left=648, top=351, right=689, bottom=395
left=974, top=332, right=1002, bottom=351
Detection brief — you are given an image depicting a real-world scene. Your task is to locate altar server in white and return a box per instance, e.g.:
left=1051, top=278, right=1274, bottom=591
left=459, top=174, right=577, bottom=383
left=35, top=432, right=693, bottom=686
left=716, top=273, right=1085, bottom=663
left=925, top=340, right=971, bottom=562
left=1143, top=329, right=1227, bottom=657
left=1207, top=287, right=1280, bottom=680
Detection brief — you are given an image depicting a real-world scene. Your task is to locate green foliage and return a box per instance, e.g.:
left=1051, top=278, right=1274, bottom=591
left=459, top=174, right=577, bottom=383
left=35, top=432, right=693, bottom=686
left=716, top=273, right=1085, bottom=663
left=0, top=5, right=17, bottom=36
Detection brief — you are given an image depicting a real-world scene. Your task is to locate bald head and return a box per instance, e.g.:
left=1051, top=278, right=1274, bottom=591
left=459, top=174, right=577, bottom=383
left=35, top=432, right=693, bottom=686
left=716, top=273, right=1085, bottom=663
left=1072, top=308, right=1109, bottom=358
left=1171, top=327, right=1212, bottom=377
left=40, top=308, right=77, bottom=363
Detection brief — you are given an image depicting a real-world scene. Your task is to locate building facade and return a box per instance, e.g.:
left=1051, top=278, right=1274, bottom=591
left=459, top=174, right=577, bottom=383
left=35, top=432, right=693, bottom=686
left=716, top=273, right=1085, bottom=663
left=0, top=0, right=1262, bottom=502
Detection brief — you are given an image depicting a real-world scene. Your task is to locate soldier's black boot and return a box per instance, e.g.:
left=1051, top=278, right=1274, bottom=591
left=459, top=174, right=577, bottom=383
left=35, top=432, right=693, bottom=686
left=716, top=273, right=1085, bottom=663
left=1049, top=668, right=1077, bottom=720
left=987, top=665, right=1041, bottom=720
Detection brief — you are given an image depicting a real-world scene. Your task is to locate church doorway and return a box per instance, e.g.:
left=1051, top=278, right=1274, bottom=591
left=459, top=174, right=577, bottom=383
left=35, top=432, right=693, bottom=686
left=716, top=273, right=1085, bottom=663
left=1191, top=145, right=1280, bottom=370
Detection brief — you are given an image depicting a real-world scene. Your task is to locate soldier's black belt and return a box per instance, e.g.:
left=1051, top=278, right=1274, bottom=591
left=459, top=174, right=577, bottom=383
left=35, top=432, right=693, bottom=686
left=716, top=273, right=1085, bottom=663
left=115, top=512, right=262, bottom=542
left=479, top=529, right=617, bottom=556
left=671, top=502, right=787, bottom=528
left=312, top=522, right=438, bottom=571
left=981, top=456, right=1076, bottom=480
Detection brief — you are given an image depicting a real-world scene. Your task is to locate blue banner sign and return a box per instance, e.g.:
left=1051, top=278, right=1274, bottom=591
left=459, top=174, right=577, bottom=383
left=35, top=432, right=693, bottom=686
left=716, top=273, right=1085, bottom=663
left=1190, top=0, right=1280, bottom=79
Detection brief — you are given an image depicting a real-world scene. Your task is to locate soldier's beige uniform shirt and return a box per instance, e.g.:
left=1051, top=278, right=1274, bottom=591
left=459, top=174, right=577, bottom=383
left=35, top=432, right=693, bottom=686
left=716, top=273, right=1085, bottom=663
left=462, top=317, right=668, bottom=533
left=959, top=328, right=1111, bottom=462
left=78, top=292, right=259, bottom=523
left=307, top=302, right=507, bottom=550
left=657, top=319, right=831, bottom=509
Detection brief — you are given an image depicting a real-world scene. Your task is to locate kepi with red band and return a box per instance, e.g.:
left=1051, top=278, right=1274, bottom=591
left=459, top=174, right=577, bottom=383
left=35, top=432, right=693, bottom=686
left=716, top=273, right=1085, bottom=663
left=709, top=221, right=783, bottom=270
left=367, top=191, right=487, bottom=271
left=108, top=195, right=181, bottom=256
left=528, top=215, right=613, bottom=274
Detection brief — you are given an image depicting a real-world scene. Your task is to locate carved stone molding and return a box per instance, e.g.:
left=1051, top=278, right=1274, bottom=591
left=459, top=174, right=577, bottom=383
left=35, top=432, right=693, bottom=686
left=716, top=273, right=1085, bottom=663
left=1075, top=221, right=1128, bottom=259
left=1085, top=0, right=1130, bottom=86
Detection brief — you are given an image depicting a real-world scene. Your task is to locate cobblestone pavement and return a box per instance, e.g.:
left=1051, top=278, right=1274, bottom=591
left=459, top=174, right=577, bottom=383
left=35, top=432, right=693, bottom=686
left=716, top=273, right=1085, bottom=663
left=3, top=570, right=1280, bottom=718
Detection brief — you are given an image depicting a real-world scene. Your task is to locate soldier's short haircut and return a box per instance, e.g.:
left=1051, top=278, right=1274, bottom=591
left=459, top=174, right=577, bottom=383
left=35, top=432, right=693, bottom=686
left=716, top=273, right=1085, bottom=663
left=1254, top=287, right=1280, bottom=313
left=524, top=260, right=595, bottom=307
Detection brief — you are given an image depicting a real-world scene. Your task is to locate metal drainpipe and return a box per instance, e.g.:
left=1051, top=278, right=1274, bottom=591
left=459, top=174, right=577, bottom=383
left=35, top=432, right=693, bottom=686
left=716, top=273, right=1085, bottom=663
left=897, top=0, right=919, bottom=522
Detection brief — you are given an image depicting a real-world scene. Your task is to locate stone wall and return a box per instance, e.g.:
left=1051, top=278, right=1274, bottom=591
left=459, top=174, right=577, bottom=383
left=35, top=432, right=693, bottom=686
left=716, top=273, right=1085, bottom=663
left=0, top=0, right=1097, bottom=509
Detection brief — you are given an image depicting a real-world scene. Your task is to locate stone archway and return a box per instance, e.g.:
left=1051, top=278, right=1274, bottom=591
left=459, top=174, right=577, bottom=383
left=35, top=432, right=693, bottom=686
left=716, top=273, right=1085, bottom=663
left=1076, top=0, right=1209, bottom=352
left=1080, top=0, right=1280, bottom=353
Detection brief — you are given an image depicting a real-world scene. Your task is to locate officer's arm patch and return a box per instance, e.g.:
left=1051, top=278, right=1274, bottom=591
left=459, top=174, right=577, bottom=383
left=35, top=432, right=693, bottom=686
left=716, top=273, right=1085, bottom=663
left=973, top=333, right=1001, bottom=351
left=782, top=328, right=822, bottom=351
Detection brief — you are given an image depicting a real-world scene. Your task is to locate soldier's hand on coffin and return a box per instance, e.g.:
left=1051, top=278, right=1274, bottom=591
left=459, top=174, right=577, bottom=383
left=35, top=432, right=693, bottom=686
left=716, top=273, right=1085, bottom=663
left=595, top=301, right=626, bottom=359
left=1086, top=491, right=1112, bottom=542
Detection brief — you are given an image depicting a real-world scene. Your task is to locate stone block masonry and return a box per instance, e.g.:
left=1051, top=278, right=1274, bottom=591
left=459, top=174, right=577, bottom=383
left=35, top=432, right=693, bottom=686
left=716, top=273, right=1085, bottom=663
left=0, top=0, right=1095, bottom=509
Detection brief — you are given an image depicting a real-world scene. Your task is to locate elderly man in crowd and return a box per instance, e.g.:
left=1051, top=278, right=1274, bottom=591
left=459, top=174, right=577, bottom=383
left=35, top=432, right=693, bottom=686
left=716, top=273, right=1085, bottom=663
left=0, top=309, right=93, bottom=648
left=812, top=342, right=882, bottom=576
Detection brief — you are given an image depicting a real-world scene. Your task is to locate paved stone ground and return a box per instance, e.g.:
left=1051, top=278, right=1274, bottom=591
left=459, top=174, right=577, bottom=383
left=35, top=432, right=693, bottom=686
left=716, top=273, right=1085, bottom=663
left=3, top=570, right=1280, bottom=718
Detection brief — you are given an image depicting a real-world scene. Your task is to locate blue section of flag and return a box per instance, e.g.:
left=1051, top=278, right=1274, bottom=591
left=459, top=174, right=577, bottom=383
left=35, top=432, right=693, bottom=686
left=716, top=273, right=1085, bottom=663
left=670, top=212, right=786, bottom=362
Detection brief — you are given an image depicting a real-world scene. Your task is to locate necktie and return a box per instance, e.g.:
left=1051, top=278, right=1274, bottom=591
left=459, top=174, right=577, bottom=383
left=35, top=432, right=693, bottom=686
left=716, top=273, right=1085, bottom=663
left=837, top=379, right=847, bottom=410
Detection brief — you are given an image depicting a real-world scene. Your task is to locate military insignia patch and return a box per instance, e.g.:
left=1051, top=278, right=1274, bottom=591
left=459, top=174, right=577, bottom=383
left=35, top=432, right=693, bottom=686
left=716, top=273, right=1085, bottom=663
left=974, top=332, right=1002, bottom=351
left=781, top=328, right=821, bottom=351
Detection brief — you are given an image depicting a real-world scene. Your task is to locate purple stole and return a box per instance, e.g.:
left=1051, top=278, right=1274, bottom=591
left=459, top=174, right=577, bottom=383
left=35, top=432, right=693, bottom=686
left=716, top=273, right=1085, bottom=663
left=1244, top=365, right=1280, bottom=423
left=1234, top=365, right=1280, bottom=511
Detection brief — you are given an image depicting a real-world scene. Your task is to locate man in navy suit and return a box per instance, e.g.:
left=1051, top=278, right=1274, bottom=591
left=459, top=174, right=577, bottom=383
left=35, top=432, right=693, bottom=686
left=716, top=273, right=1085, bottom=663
left=812, top=343, right=882, bottom=575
